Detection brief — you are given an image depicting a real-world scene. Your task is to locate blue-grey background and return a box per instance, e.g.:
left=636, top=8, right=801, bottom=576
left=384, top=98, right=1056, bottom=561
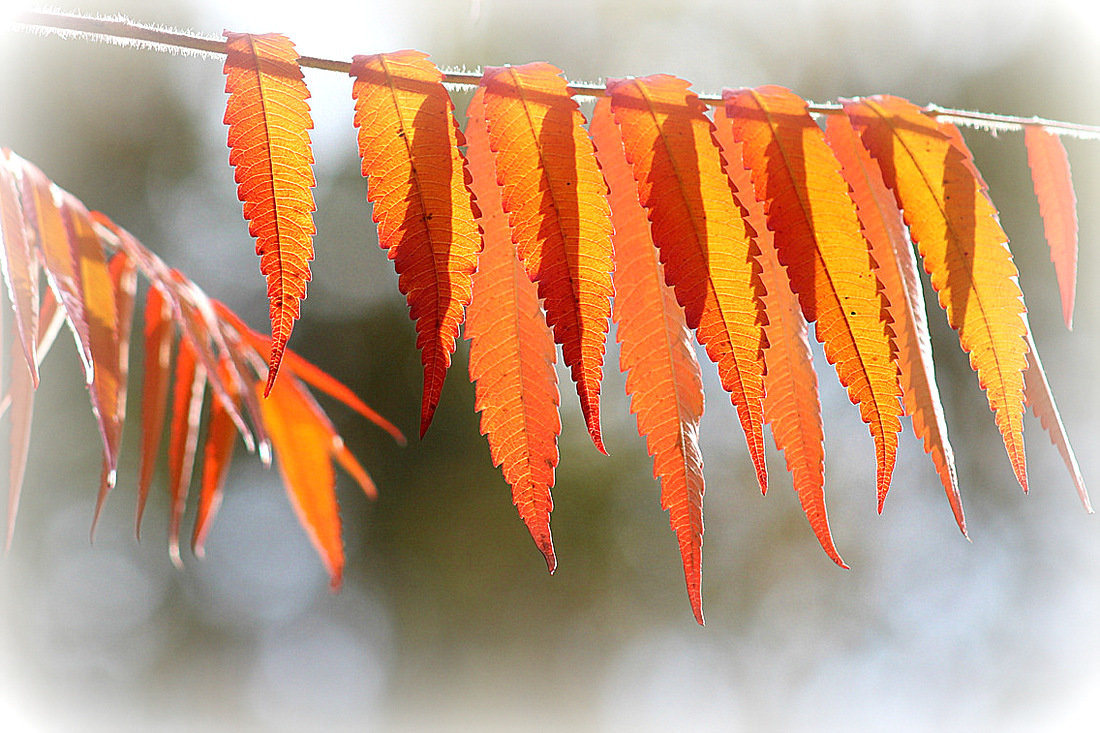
left=2, top=0, right=1098, bottom=729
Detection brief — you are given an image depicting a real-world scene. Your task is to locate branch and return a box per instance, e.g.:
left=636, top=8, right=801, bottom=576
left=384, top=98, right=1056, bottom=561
left=11, top=9, right=1100, bottom=140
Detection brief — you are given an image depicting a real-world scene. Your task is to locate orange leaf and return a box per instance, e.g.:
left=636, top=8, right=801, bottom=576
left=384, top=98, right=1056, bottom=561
left=1023, top=331, right=1091, bottom=512
left=167, top=335, right=206, bottom=567
left=259, top=377, right=358, bottom=589
left=465, top=87, right=561, bottom=573
left=844, top=96, right=1029, bottom=492
left=350, top=51, right=481, bottom=438
left=823, top=112, right=964, bottom=534
left=1024, top=126, right=1078, bottom=330
left=136, top=282, right=174, bottom=537
left=480, top=63, right=614, bottom=454
left=92, top=251, right=138, bottom=532
left=0, top=150, right=40, bottom=385
left=606, top=75, right=768, bottom=493
left=725, top=86, right=902, bottom=510
left=59, top=194, right=124, bottom=488
left=711, top=105, right=843, bottom=566
left=591, top=97, right=707, bottom=622
left=193, top=356, right=240, bottom=557
left=222, top=31, right=317, bottom=395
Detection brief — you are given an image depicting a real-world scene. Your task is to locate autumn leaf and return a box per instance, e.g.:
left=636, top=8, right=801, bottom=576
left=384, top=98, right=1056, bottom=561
left=822, top=112, right=964, bottom=533
left=223, top=30, right=317, bottom=395
left=724, top=86, right=902, bottom=510
left=167, top=335, right=206, bottom=567
left=1024, top=126, right=1078, bottom=330
left=4, top=320, right=35, bottom=551
left=479, top=63, right=614, bottom=454
left=606, top=74, right=769, bottom=493
left=591, top=97, right=708, bottom=622
left=711, top=105, right=843, bottom=566
left=466, top=87, right=561, bottom=572
left=93, top=251, right=137, bottom=530
left=844, top=96, right=1029, bottom=493
left=193, top=356, right=240, bottom=557
left=0, top=150, right=39, bottom=385
left=350, top=50, right=481, bottom=438
left=260, top=375, right=378, bottom=589
left=1022, top=331, right=1091, bottom=511
left=136, top=281, right=175, bottom=535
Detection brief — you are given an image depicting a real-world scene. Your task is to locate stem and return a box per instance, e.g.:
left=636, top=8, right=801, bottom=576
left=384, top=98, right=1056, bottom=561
left=11, top=9, right=1100, bottom=139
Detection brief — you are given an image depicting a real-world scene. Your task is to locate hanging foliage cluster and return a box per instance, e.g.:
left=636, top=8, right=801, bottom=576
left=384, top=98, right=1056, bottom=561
left=3, top=14, right=1094, bottom=623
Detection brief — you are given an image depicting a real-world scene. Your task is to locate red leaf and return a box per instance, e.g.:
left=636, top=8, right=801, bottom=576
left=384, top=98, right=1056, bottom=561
left=167, top=335, right=206, bottom=567
left=823, top=112, right=964, bottom=533
left=135, top=282, right=174, bottom=536
left=1023, top=331, right=1091, bottom=511
left=591, top=97, right=707, bottom=622
left=223, top=31, right=317, bottom=395
left=350, top=50, right=481, bottom=437
left=844, top=96, right=1029, bottom=493
left=466, top=87, right=561, bottom=572
left=606, top=75, right=768, bottom=493
left=724, top=86, right=902, bottom=510
left=711, top=105, right=843, bottom=566
left=0, top=150, right=40, bottom=385
left=4, top=330, right=35, bottom=551
left=1024, top=126, right=1078, bottom=330
left=192, top=356, right=240, bottom=557
left=480, top=63, right=614, bottom=454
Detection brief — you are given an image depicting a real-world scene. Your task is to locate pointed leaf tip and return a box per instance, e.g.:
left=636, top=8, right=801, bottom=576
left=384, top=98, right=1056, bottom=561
left=466, top=86, right=562, bottom=572
left=592, top=96, right=709, bottom=619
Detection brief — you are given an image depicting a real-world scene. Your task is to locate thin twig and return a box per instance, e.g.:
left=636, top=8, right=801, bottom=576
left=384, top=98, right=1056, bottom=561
left=11, top=9, right=1100, bottom=139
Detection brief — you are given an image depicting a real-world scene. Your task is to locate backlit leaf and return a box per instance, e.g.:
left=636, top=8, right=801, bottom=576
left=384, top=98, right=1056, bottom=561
left=844, top=96, right=1029, bottom=492
left=466, top=87, right=561, bottom=572
left=480, top=63, right=614, bottom=454
left=92, top=251, right=138, bottom=531
left=0, top=150, right=39, bottom=384
left=606, top=74, right=768, bottom=492
left=223, top=30, right=317, bottom=395
left=192, top=356, right=239, bottom=557
left=823, top=112, right=964, bottom=533
left=136, top=282, right=174, bottom=536
left=591, top=97, right=707, bottom=622
left=350, top=50, right=481, bottom=437
left=711, top=105, right=842, bottom=565
left=4, top=330, right=35, bottom=551
left=60, top=194, right=124, bottom=488
left=1022, top=331, right=1090, bottom=511
left=1024, top=126, right=1078, bottom=330
left=167, top=335, right=206, bottom=567
left=260, top=377, right=349, bottom=589
left=725, top=86, right=902, bottom=510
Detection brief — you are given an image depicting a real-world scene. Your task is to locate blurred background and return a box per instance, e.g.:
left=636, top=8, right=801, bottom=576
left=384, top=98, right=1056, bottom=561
left=2, top=0, right=1099, bottom=729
